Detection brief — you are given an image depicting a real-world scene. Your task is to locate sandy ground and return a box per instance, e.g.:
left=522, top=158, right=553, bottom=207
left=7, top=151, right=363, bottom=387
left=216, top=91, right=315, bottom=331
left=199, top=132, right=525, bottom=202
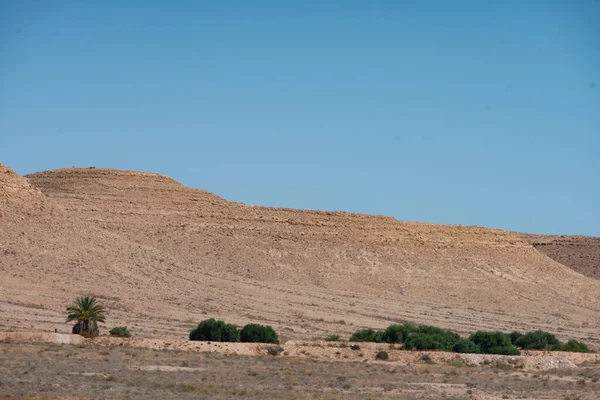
left=2, top=331, right=599, bottom=371
left=2, top=335, right=600, bottom=400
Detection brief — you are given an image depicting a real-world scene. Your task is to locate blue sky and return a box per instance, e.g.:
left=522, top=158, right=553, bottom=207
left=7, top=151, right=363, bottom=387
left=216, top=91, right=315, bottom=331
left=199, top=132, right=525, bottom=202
left=1, top=1, right=598, bottom=236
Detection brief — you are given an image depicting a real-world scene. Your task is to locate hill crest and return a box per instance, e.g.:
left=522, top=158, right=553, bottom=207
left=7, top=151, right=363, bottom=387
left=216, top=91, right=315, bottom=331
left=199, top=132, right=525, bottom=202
left=1, top=164, right=599, bottom=346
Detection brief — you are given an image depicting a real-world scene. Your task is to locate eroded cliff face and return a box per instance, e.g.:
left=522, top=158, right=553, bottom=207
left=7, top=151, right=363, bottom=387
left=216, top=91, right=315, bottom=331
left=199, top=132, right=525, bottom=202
left=1, top=163, right=598, bottom=345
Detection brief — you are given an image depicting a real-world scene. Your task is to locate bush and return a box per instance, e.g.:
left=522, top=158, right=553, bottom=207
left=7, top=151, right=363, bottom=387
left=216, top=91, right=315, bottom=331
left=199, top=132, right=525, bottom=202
left=109, top=326, right=131, bottom=338
left=354, top=323, right=460, bottom=350
left=266, top=346, right=284, bottom=356
left=381, top=323, right=419, bottom=343
left=509, top=331, right=523, bottom=345
left=402, top=325, right=461, bottom=351
left=420, top=353, right=434, bottom=363
left=469, top=331, right=520, bottom=355
left=404, top=333, right=447, bottom=351
left=349, top=328, right=384, bottom=343
left=418, top=325, right=460, bottom=349
left=489, top=345, right=521, bottom=356
left=375, top=351, right=389, bottom=360
left=514, top=330, right=562, bottom=350
left=240, top=323, right=279, bottom=344
left=189, top=318, right=240, bottom=342
left=324, top=334, right=341, bottom=342
left=562, top=339, right=591, bottom=353
left=452, top=338, right=480, bottom=354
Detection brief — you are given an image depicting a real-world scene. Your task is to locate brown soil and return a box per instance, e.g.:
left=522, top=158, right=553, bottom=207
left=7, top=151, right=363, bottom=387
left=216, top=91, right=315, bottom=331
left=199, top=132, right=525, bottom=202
left=519, top=233, right=600, bottom=280
left=1, top=163, right=599, bottom=349
left=4, top=331, right=600, bottom=371
left=2, top=336, right=600, bottom=399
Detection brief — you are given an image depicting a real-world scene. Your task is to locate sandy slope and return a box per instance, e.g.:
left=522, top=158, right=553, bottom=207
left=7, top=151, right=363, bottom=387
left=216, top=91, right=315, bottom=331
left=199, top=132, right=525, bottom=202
left=518, top=233, right=600, bottom=280
left=1, top=163, right=599, bottom=346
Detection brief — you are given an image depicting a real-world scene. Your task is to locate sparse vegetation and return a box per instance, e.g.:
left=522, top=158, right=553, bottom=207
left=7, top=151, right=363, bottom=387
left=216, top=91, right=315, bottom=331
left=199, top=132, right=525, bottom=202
left=266, top=345, right=284, bottom=356
left=4, top=341, right=597, bottom=400
left=240, top=323, right=279, bottom=344
left=66, top=295, right=106, bottom=337
left=324, top=334, right=341, bottom=342
left=420, top=353, right=434, bottom=363
left=189, top=318, right=240, bottom=342
left=109, top=326, right=131, bottom=338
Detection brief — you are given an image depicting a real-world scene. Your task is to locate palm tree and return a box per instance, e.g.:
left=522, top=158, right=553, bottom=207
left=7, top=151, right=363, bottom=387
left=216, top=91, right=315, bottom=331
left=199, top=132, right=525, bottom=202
left=66, top=295, right=106, bottom=337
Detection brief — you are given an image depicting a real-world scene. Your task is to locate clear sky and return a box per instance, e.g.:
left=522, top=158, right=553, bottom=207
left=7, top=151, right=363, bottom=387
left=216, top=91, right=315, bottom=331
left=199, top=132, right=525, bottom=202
left=1, top=1, right=598, bottom=236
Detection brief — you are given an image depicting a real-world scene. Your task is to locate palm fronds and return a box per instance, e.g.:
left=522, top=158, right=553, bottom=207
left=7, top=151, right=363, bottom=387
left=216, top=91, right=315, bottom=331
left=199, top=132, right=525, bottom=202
left=66, top=295, right=106, bottom=336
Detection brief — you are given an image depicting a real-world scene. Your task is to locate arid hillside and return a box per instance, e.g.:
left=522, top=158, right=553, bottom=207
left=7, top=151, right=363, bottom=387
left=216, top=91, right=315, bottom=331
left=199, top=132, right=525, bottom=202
left=2, top=163, right=599, bottom=346
left=518, top=233, right=600, bottom=280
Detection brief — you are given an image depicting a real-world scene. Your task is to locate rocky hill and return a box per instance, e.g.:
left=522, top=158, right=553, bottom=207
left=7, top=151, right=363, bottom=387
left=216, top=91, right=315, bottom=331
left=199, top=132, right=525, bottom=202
left=518, top=233, right=600, bottom=280
left=1, top=163, right=598, bottom=346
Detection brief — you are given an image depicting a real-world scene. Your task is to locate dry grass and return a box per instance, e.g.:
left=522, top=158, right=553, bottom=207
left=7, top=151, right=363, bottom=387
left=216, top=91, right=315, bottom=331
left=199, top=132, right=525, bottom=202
left=1, top=343, right=599, bottom=399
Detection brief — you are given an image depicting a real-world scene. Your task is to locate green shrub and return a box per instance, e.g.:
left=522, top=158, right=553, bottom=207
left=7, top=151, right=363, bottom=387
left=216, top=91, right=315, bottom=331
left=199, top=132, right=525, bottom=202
left=189, top=318, right=240, bottom=342
left=487, top=345, right=521, bottom=356
left=416, top=325, right=446, bottom=335
left=404, top=333, right=443, bottom=350
left=349, top=328, right=384, bottom=343
left=240, top=323, right=279, bottom=344
left=514, top=330, right=562, bottom=350
left=562, top=339, right=591, bottom=353
left=109, top=326, right=131, bottom=338
left=403, top=333, right=448, bottom=351
left=381, top=323, right=418, bottom=343
left=418, top=326, right=460, bottom=349
left=452, top=338, right=480, bottom=354
left=324, top=334, right=341, bottom=342
left=402, top=325, right=461, bottom=351
left=469, top=331, right=520, bottom=355
left=509, top=331, right=523, bottom=345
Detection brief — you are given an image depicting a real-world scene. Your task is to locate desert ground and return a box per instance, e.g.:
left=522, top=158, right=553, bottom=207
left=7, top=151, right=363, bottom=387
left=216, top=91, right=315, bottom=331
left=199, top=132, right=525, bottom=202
left=1, top=161, right=599, bottom=398
left=1, top=332, right=600, bottom=400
